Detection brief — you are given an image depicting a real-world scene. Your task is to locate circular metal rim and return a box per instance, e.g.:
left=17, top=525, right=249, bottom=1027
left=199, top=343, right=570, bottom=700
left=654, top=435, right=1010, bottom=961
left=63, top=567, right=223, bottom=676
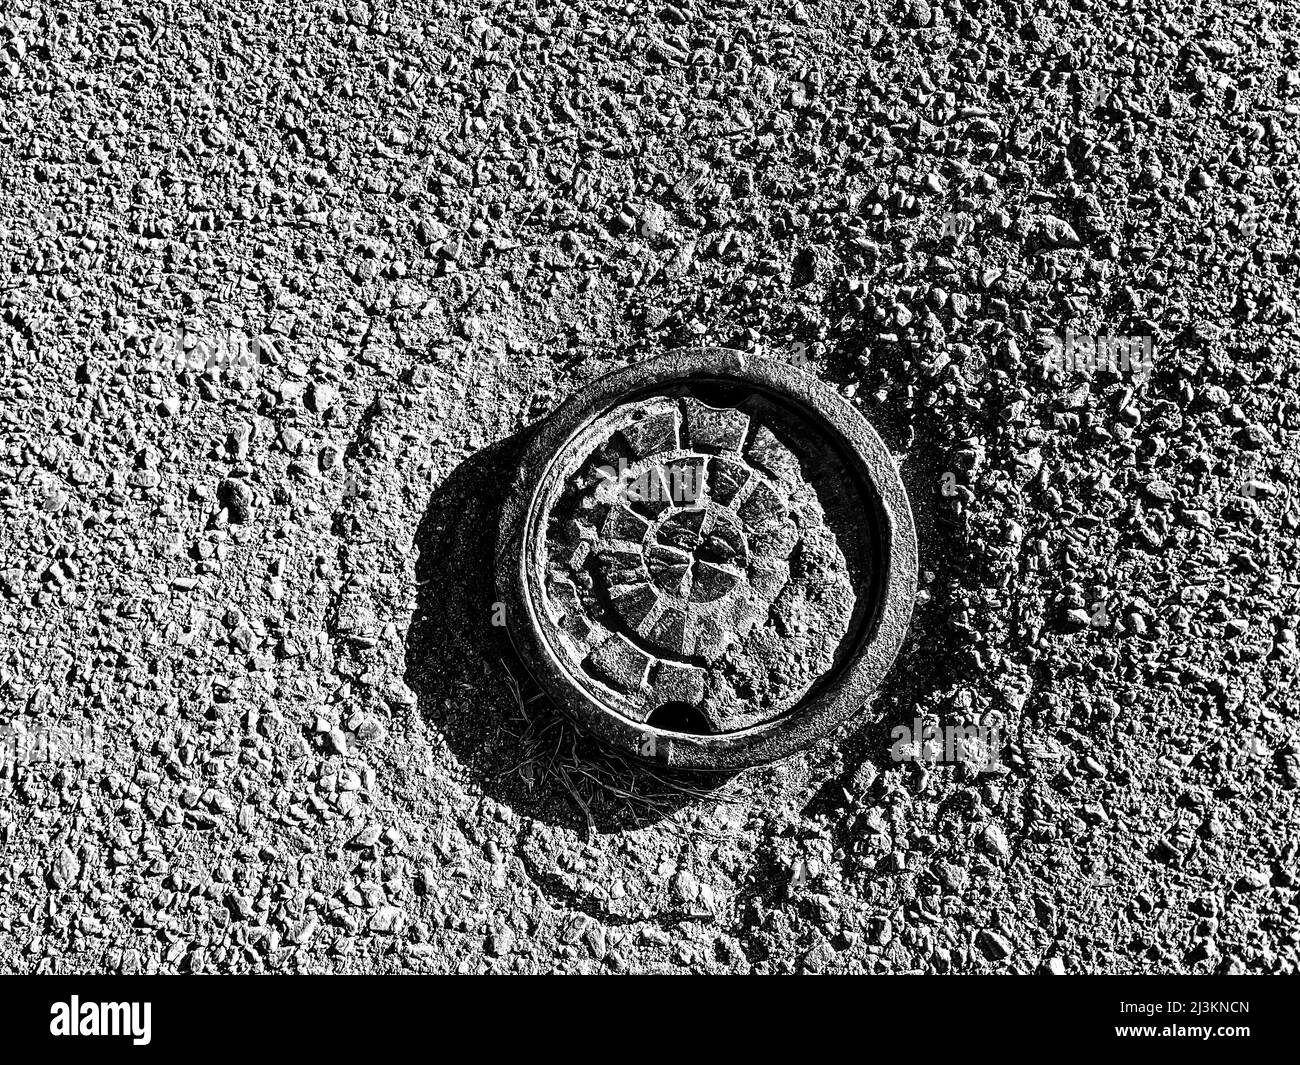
left=496, top=347, right=917, bottom=771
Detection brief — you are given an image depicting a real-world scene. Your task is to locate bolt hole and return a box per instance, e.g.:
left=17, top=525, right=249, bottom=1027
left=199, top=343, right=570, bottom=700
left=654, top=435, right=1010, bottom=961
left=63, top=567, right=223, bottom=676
left=646, top=701, right=712, bottom=735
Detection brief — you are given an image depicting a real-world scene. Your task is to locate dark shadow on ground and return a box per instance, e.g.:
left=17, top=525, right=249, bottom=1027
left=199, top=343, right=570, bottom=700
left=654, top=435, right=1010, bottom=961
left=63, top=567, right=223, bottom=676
left=403, top=428, right=734, bottom=836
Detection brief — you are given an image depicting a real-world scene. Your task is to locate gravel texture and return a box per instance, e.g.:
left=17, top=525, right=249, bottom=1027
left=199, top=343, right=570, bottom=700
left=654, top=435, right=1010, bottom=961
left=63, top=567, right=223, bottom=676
left=1, top=0, right=1298, bottom=974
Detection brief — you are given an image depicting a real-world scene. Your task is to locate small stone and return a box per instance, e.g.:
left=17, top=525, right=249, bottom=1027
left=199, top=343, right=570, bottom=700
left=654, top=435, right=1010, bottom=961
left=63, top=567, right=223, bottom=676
left=487, top=928, right=515, bottom=956
left=369, top=906, right=404, bottom=933
left=307, top=381, right=338, bottom=413
left=219, top=478, right=255, bottom=524
left=1033, top=215, right=1081, bottom=248
left=329, top=727, right=350, bottom=755
left=977, top=930, right=1013, bottom=961
left=51, top=847, right=79, bottom=888
left=1142, top=479, right=1177, bottom=505
left=903, top=0, right=932, bottom=27
left=671, top=869, right=700, bottom=902
left=584, top=922, right=607, bottom=960
left=980, top=824, right=1010, bottom=858
left=1062, top=608, right=1092, bottom=631
left=227, top=424, right=253, bottom=460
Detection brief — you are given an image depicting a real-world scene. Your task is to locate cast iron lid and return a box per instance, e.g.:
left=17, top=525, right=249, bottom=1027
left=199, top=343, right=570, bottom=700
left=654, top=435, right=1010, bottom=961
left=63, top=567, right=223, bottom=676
left=497, top=348, right=916, bottom=770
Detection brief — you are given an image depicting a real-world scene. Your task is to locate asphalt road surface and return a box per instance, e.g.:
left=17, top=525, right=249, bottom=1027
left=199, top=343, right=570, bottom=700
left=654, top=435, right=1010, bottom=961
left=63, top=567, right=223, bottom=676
left=0, top=0, right=1297, bottom=973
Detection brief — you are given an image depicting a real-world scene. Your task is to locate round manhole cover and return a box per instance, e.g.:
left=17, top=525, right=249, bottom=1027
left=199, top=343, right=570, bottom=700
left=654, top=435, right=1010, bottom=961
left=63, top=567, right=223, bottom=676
left=497, top=348, right=916, bottom=770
